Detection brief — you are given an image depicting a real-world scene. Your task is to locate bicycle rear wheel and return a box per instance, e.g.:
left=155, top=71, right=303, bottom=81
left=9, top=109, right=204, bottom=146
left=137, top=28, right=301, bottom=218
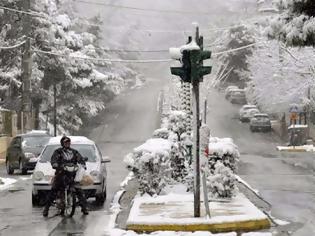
left=64, top=189, right=76, bottom=217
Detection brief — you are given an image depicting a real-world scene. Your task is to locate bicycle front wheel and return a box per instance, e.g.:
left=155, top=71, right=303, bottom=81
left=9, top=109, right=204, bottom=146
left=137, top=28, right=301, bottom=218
left=64, top=189, right=76, bottom=217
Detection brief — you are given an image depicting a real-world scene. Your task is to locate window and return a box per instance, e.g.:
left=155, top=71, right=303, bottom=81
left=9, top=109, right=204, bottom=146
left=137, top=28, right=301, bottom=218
left=40, top=144, right=98, bottom=163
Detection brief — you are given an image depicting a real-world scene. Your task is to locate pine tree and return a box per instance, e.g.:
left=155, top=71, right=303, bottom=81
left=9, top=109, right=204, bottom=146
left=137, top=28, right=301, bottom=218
left=268, top=0, right=315, bottom=46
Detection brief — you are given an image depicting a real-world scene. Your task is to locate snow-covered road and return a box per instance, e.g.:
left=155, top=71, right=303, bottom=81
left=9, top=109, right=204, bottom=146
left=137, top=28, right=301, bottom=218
left=206, top=88, right=315, bottom=235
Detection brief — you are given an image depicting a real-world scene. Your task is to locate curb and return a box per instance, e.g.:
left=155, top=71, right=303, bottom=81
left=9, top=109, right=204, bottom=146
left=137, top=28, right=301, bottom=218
left=277, top=148, right=307, bottom=152
left=127, top=218, right=270, bottom=233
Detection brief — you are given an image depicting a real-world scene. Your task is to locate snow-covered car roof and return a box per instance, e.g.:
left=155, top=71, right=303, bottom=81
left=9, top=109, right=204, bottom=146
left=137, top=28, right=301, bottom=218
left=47, top=136, right=95, bottom=145
left=244, top=108, right=259, bottom=113
left=253, top=113, right=269, bottom=118
left=242, top=105, right=257, bottom=109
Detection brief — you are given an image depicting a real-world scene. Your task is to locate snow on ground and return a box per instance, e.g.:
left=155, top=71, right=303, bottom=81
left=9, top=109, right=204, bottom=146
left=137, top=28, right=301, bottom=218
left=127, top=190, right=267, bottom=225
left=242, top=233, right=271, bottom=236
left=235, top=175, right=260, bottom=195
left=110, top=229, right=237, bottom=236
left=0, top=177, right=17, bottom=190
left=276, top=145, right=315, bottom=152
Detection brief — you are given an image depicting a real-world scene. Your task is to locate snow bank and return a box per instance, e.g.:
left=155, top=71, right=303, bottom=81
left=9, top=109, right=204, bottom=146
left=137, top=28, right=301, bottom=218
left=0, top=177, right=17, bottom=190
left=110, top=229, right=236, bottom=236
left=134, top=138, right=172, bottom=155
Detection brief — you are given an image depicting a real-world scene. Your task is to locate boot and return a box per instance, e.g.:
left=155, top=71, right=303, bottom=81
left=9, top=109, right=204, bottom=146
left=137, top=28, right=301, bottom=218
left=43, top=206, right=49, bottom=217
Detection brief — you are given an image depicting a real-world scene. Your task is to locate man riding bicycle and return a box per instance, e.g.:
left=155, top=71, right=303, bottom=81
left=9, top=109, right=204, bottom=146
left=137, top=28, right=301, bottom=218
left=43, top=136, right=89, bottom=217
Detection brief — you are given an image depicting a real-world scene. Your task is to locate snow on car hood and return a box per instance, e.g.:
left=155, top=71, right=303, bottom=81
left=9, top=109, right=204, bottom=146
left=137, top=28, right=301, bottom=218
left=33, top=161, right=100, bottom=180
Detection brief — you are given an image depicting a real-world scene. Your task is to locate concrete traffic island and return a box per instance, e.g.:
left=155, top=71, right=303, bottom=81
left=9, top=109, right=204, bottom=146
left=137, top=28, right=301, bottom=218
left=276, top=145, right=314, bottom=152
left=126, top=191, right=270, bottom=233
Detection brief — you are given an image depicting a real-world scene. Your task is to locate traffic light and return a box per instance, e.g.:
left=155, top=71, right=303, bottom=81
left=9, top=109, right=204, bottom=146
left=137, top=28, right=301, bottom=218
left=170, top=50, right=191, bottom=83
left=191, top=50, right=212, bottom=83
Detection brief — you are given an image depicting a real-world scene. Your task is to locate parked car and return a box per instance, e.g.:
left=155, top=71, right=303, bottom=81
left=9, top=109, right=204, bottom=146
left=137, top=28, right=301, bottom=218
left=229, top=89, right=247, bottom=105
left=6, top=130, right=51, bottom=175
left=239, top=104, right=258, bottom=116
left=32, top=136, right=110, bottom=206
left=225, top=86, right=239, bottom=99
left=240, top=107, right=260, bottom=122
left=250, top=113, right=272, bottom=132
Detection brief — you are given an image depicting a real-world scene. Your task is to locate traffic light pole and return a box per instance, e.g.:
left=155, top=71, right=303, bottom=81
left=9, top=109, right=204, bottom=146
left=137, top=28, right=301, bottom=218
left=192, top=26, right=201, bottom=217
left=170, top=23, right=212, bottom=218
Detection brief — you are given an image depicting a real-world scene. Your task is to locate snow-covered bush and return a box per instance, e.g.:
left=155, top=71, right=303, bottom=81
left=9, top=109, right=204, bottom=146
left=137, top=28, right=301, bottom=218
left=167, top=110, right=187, bottom=141
left=124, top=138, right=173, bottom=196
left=205, top=137, right=240, bottom=198
left=152, top=128, right=169, bottom=139
left=206, top=161, right=237, bottom=199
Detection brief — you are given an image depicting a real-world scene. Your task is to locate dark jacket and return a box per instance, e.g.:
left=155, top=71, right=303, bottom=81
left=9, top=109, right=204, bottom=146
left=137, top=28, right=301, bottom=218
left=51, top=147, right=86, bottom=171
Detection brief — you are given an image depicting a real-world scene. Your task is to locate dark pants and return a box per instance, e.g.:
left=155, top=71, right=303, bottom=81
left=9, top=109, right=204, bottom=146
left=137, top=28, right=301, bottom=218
left=45, top=171, right=87, bottom=211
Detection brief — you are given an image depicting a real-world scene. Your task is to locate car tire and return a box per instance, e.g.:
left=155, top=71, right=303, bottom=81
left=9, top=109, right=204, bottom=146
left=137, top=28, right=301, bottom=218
left=6, top=160, right=14, bottom=175
left=250, top=126, right=255, bottom=132
left=32, top=193, right=40, bottom=206
left=95, top=187, right=106, bottom=205
left=19, top=161, right=27, bottom=175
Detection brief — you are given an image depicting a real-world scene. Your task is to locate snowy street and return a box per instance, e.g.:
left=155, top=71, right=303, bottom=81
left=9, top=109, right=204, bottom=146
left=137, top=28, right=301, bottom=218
left=207, top=88, right=315, bottom=235
left=1, top=0, right=315, bottom=235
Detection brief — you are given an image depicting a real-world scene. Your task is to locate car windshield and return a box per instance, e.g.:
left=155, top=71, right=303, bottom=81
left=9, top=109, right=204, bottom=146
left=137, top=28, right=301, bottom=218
left=39, top=144, right=98, bottom=163
left=244, top=106, right=256, bottom=110
left=255, top=116, right=269, bottom=121
left=22, top=136, right=51, bottom=148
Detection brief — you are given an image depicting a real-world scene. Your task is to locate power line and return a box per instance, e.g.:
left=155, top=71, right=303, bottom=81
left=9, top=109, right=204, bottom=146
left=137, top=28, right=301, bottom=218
left=33, top=48, right=172, bottom=63
left=0, top=5, right=44, bottom=17
left=213, top=42, right=257, bottom=56
left=75, top=0, right=212, bottom=15
left=0, top=40, right=26, bottom=50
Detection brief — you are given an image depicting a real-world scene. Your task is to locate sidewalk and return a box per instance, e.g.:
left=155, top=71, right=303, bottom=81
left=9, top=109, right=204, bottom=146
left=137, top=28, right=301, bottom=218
left=126, top=186, right=270, bottom=233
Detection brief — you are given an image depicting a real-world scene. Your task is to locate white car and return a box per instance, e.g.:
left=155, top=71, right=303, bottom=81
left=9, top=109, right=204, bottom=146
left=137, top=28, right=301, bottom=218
left=225, top=86, right=239, bottom=99
left=239, top=106, right=259, bottom=122
left=32, top=136, right=110, bottom=206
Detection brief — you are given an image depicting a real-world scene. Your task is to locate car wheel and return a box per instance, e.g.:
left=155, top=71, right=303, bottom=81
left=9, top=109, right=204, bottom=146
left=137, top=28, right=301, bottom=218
left=250, top=126, right=255, bottom=132
left=19, top=161, right=27, bottom=175
left=6, top=160, right=14, bottom=175
left=95, top=186, right=106, bottom=205
left=32, top=193, right=40, bottom=206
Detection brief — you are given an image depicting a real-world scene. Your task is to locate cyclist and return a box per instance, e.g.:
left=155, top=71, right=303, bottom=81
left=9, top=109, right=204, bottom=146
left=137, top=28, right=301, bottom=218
left=43, top=136, right=89, bottom=217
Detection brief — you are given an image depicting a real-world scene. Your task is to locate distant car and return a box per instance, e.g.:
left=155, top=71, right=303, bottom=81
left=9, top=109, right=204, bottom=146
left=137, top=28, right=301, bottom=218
left=32, top=136, right=110, bottom=206
left=6, top=130, right=51, bottom=175
left=240, top=108, right=260, bottom=122
left=229, top=89, right=247, bottom=105
left=250, top=113, right=272, bottom=132
left=225, top=86, right=239, bottom=99
left=239, top=104, right=257, bottom=116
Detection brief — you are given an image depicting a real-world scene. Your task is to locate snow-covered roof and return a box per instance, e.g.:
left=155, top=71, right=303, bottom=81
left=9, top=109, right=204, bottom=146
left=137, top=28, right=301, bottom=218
left=47, top=136, right=95, bottom=145
left=242, top=105, right=257, bottom=109
left=253, top=113, right=269, bottom=117
left=26, top=130, right=49, bottom=135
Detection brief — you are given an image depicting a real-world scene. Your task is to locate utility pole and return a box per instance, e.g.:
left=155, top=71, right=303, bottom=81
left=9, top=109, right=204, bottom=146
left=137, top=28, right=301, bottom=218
left=53, top=84, right=57, bottom=136
left=21, top=0, right=32, bottom=133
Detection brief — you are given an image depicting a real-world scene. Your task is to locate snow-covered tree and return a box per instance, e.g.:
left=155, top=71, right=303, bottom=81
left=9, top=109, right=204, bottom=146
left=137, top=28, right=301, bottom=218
left=245, top=39, right=315, bottom=113
left=216, top=25, right=255, bottom=88
left=0, top=0, right=137, bottom=133
left=268, top=0, right=315, bottom=47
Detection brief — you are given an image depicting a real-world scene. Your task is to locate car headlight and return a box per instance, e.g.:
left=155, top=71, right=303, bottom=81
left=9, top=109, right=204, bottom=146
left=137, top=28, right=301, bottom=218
left=90, top=170, right=101, bottom=182
left=25, top=152, right=36, bottom=159
left=33, top=171, right=44, bottom=181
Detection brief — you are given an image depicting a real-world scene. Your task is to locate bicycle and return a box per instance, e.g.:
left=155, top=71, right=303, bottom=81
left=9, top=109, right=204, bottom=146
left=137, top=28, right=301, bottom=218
left=53, top=163, right=79, bottom=217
